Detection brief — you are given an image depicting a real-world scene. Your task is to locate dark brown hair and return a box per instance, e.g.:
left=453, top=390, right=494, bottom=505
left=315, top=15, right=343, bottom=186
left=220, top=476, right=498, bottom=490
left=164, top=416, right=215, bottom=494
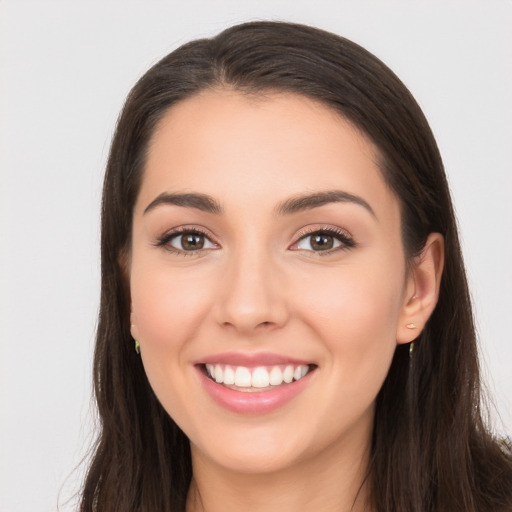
left=80, top=21, right=512, bottom=511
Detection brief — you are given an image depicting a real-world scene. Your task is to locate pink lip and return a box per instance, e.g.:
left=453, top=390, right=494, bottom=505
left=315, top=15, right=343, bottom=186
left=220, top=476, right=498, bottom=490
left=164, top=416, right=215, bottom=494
left=197, top=351, right=312, bottom=367
left=196, top=364, right=316, bottom=415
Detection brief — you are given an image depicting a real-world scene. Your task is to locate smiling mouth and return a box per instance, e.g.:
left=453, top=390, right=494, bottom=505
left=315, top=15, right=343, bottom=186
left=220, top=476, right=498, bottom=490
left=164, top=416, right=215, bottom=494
left=202, top=363, right=316, bottom=392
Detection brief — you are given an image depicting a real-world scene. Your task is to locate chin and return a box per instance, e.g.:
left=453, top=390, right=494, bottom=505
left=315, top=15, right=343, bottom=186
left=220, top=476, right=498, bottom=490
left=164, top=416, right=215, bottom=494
left=188, top=418, right=304, bottom=471
left=198, top=442, right=307, bottom=475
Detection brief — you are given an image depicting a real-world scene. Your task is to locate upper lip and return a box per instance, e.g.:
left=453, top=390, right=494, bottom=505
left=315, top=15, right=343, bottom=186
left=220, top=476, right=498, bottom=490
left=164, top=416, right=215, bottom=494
left=196, top=352, right=314, bottom=367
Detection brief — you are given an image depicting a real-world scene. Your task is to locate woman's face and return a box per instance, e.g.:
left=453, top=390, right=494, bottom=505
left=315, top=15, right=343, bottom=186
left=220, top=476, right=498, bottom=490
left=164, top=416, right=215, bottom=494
left=129, top=90, right=413, bottom=475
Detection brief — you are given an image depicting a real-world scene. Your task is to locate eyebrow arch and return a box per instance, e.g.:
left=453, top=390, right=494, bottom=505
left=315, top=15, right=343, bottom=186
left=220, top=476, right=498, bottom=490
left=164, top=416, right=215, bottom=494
left=143, top=189, right=375, bottom=218
left=143, top=192, right=223, bottom=215
left=274, top=190, right=375, bottom=217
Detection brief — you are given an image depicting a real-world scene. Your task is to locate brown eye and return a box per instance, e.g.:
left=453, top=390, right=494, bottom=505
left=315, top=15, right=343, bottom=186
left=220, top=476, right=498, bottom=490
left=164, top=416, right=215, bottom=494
left=310, top=234, right=334, bottom=251
left=296, top=232, right=339, bottom=252
left=292, top=229, right=355, bottom=253
left=166, top=231, right=217, bottom=252
left=180, top=233, right=205, bottom=250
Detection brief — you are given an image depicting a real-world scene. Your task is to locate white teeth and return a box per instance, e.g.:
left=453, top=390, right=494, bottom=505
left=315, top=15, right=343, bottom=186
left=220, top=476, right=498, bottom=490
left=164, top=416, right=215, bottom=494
left=223, top=365, right=235, bottom=385
left=283, top=365, right=294, bottom=383
left=234, top=366, right=252, bottom=387
left=252, top=367, right=270, bottom=388
left=269, top=366, right=284, bottom=386
left=205, top=363, right=311, bottom=388
left=206, top=364, right=215, bottom=378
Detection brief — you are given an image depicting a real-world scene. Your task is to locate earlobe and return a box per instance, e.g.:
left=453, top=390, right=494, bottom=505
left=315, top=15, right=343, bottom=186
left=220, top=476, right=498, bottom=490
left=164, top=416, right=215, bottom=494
left=130, top=318, right=139, bottom=340
left=129, top=288, right=140, bottom=340
left=396, top=233, right=445, bottom=344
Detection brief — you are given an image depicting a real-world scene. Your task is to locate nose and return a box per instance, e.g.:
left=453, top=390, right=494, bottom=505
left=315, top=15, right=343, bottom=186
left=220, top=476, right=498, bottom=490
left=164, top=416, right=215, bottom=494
left=214, top=246, right=290, bottom=335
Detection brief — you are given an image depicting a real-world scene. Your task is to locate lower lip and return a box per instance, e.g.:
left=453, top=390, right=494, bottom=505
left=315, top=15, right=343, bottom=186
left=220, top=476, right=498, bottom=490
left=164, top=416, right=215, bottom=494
left=197, top=367, right=315, bottom=414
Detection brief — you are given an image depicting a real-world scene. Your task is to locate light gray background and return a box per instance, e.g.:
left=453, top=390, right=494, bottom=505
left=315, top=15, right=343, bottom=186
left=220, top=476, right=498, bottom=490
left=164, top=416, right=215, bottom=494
left=1, top=1, right=511, bottom=511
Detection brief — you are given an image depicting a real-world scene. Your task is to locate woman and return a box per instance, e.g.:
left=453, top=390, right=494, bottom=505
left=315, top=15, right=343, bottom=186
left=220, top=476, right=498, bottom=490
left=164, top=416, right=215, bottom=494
left=80, top=21, right=512, bottom=511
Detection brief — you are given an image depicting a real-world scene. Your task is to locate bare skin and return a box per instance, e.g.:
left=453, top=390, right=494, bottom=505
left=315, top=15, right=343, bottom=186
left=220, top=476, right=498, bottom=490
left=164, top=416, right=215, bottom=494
left=187, top=421, right=371, bottom=512
left=128, top=90, right=444, bottom=512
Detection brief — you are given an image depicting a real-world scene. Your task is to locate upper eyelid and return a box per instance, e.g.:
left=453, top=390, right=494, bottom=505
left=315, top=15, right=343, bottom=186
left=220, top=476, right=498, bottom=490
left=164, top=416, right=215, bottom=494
left=290, top=226, right=356, bottom=251
left=159, top=225, right=217, bottom=240
left=293, top=225, right=354, bottom=240
left=154, top=226, right=219, bottom=249
left=155, top=224, right=354, bottom=248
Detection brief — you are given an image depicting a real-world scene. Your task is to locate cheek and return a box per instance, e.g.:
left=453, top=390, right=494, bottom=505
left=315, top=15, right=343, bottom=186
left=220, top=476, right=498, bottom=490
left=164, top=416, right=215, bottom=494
left=129, top=262, right=216, bottom=423
left=303, top=262, right=402, bottom=327
left=293, top=253, right=405, bottom=372
left=131, top=263, right=212, bottom=343
left=294, top=260, right=404, bottom=429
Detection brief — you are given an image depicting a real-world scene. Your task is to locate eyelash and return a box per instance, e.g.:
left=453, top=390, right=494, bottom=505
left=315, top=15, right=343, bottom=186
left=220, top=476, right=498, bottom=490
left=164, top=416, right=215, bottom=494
left=155, top=226, right=218, bottom=256
left=291, top=226, right=356, bottom=256
left=155, top=226, right=356, bottom=256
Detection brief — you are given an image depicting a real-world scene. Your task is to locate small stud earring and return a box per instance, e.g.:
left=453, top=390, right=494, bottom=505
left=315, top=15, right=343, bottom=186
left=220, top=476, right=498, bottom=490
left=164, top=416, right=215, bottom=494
left=134, top=340, right=140, bottom=354
left=406, top=323, right=417, bottom=329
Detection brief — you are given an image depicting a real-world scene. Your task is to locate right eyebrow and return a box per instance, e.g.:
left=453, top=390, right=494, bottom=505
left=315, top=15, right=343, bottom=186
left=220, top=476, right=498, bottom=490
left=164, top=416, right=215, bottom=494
left=274, top=189, right=376, bottom=218
left=143, top=192, right=223, bottom=215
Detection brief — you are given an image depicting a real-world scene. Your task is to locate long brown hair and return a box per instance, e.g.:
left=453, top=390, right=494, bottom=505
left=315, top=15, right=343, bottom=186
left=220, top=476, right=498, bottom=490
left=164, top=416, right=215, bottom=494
left=80, top=21, right=512, bottom=511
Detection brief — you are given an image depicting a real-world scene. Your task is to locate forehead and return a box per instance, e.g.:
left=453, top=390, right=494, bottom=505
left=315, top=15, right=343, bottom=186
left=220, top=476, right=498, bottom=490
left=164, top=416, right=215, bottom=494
left=137, top=89, right=398, bottom=221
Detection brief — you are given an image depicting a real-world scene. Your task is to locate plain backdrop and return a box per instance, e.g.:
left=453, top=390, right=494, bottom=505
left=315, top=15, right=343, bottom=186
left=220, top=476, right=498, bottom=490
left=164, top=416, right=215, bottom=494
left=1, top=1, right=511, bottom=510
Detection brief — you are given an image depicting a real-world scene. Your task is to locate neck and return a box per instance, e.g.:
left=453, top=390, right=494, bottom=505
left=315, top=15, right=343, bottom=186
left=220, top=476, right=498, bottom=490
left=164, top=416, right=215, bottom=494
left=186, top=432, right=373, bottom=512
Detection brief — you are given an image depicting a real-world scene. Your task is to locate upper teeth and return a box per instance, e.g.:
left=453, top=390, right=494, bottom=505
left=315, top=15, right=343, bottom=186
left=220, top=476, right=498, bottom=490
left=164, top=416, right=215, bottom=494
left=205, top=364, right=310, bottom=388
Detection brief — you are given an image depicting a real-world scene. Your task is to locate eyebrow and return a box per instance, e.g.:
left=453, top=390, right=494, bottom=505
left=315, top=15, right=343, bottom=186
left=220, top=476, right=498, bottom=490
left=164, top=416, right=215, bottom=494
left=274, top=190, right=375, bottom=217
left=143, top=189, right=375, bottom=218
left=144, top=192, right=223, bottom=215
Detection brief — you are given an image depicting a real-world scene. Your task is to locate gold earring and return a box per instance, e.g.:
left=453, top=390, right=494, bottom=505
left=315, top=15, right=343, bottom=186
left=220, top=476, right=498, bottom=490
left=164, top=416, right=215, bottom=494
left=406, top=323, right=417, bottom=329
left=409, top=342, right=414, bottom=358
left=134, top=340, right=140, bottom=354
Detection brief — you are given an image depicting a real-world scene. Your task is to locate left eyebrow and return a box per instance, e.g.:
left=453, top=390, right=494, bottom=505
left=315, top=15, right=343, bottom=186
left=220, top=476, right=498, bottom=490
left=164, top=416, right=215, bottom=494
left=143, top=192, right=223, bottom=215
left=274, top=190, right=376, bottom=218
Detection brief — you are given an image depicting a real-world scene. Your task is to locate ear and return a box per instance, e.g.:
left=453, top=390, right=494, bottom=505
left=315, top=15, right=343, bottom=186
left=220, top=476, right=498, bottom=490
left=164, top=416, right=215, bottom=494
left=130, top=312, right=140, bottom=341
left=396, top=233, right=445, bottom=344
